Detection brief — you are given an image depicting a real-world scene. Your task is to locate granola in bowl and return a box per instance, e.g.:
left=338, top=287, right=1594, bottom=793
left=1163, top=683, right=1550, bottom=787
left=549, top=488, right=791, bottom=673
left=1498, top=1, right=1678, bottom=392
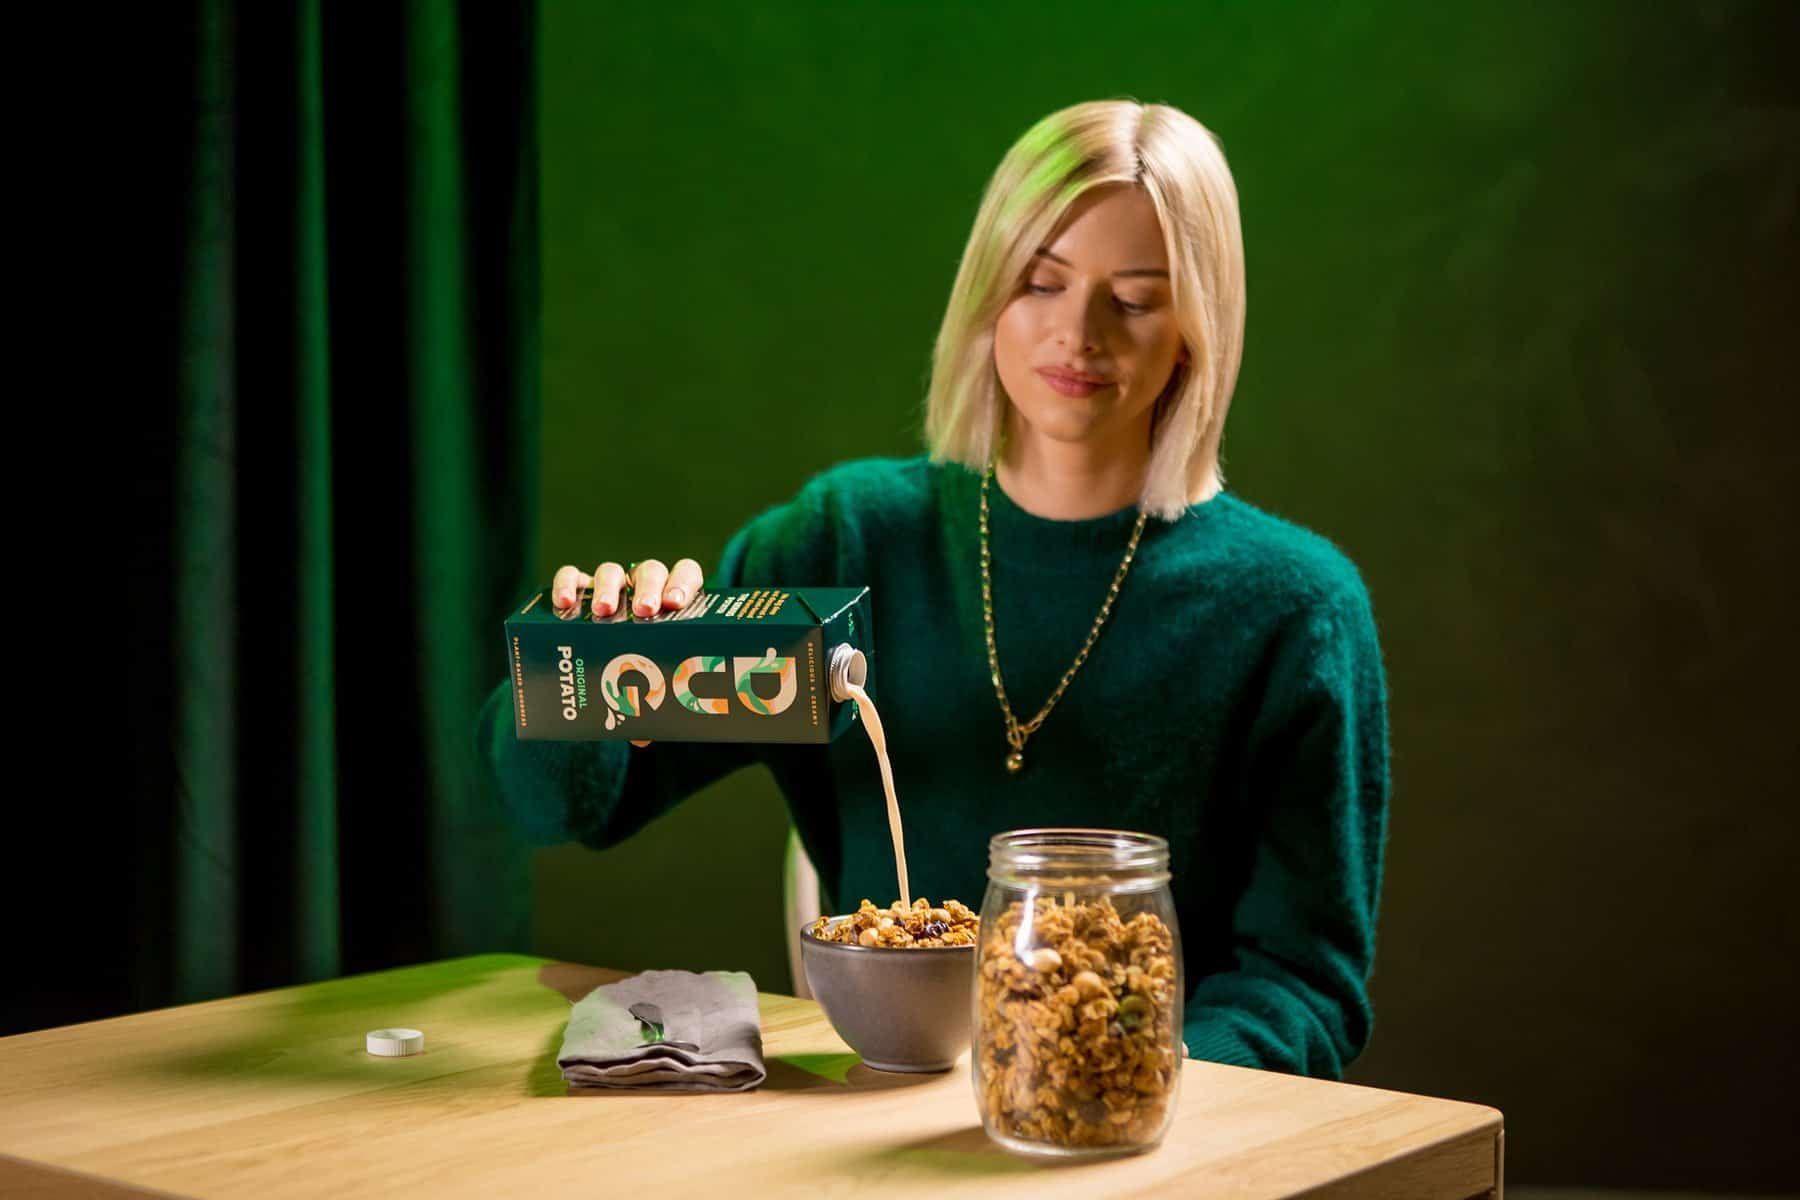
left=807, top=897, right=980, bottom=948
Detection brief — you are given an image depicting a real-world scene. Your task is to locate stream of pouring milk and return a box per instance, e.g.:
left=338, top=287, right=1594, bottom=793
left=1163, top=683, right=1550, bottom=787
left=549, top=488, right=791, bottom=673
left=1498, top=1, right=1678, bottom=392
left=841, top=681, right=909, bottom=911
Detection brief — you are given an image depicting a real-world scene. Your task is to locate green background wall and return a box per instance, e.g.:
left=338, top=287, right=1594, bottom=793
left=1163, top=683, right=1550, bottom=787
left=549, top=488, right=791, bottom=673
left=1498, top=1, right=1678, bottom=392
left=529, top=2, right=1797, bottom=1188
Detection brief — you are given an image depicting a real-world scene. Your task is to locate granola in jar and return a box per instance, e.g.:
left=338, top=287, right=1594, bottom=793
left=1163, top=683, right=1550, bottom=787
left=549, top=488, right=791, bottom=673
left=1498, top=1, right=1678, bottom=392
left=974, top=830, right=1183, bottom=1157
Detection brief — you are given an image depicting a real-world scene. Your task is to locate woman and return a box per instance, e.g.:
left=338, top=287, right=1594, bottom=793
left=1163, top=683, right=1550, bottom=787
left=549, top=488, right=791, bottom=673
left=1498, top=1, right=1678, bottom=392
left=475, top=99, right=1389, bottom=1080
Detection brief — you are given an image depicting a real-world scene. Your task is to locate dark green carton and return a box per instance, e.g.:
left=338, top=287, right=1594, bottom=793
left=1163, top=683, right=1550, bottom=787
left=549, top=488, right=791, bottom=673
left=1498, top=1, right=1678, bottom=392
left=503, top=585, right=874, bottom=743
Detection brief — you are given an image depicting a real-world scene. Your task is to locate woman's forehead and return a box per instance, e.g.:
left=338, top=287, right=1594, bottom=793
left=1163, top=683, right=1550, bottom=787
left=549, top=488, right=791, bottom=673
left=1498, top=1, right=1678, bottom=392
left=1039, top=186, right=1169, bottom=273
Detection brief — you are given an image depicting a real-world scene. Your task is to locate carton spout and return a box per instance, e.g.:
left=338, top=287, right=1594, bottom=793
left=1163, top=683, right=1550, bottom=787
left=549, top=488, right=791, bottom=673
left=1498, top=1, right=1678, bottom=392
left=828, top=644, right=868, bottom=703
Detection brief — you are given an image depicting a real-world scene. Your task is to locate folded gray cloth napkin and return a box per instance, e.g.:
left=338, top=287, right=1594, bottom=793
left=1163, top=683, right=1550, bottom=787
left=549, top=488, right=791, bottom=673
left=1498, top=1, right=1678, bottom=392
left=557, top=968, right=766, bottom=1092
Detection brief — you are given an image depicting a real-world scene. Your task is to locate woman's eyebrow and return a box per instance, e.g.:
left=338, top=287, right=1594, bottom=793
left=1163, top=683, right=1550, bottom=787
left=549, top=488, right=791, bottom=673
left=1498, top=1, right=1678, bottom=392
left=1034, top=248, right=1169, bottom=278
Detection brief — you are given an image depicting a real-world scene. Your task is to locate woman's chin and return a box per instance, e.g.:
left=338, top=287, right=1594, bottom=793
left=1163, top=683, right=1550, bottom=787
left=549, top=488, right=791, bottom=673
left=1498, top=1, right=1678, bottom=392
left=1013, top=405, right=1120, bottom=447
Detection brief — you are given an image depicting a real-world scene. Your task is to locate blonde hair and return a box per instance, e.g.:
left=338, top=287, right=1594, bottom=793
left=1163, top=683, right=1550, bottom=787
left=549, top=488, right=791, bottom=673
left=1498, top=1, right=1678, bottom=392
left=923, top=99, right=1247, bottom=520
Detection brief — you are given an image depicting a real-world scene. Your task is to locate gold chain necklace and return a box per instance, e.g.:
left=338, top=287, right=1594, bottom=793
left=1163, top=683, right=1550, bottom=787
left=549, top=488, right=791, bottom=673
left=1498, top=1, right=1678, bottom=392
left=980, top=461, right=1148, bottom=774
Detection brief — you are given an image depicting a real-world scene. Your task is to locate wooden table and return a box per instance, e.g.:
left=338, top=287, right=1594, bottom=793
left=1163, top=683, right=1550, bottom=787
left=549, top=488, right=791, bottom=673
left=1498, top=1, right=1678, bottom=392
left=0, top=954, right=1503, bottom=1198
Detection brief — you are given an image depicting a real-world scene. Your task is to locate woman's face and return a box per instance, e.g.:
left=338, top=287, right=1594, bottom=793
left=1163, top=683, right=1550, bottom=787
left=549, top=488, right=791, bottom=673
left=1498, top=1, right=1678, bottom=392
left=993, top=183, right=1188, bottom=451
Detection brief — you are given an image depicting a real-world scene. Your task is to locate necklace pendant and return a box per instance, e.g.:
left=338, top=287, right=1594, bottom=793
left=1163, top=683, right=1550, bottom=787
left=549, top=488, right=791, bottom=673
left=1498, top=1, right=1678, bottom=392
left=1005, top=749, right=1025, bottom=774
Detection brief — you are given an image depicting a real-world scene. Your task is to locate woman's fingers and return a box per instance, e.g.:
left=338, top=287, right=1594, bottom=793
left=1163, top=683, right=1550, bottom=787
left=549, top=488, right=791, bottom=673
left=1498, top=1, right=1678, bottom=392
left=663, top=558, right=703, bottom=609
left=593, top=562, right=628, bottom=617
left=553, top=565, right=592, bottom=612
left=550, top=557, right=697, bottom=619
left=630, top=559, right=670, bottom=617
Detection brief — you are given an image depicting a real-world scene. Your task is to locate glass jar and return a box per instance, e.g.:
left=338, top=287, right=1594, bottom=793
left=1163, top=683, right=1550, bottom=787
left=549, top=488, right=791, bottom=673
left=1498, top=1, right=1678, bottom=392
left=971, top=828, right=1184, bottom=1159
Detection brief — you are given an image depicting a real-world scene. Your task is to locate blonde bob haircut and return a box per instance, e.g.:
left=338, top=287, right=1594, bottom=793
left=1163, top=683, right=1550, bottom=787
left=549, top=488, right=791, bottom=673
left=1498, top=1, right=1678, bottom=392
left=924, top=99, right=1246, bottom=521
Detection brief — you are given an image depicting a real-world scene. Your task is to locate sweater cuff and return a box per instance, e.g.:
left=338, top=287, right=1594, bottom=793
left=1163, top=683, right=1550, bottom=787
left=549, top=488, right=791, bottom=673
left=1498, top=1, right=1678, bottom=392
left=1182, top=1017, right=1257, bottom=1069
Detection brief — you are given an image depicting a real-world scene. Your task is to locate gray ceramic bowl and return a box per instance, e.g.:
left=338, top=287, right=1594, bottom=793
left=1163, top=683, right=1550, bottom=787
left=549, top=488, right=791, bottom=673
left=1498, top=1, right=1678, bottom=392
left=799, top=916, right=976, bottom=1072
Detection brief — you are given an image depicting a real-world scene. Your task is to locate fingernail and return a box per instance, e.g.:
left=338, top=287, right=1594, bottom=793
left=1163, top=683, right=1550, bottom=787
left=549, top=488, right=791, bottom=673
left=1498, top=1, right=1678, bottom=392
left=665, top=588, right=686, bottom=607
left=634, top=601, right=654, bottom=617
left=554, top=589, right=570, bottom=608
left=598, top=601, right=615, bottom=617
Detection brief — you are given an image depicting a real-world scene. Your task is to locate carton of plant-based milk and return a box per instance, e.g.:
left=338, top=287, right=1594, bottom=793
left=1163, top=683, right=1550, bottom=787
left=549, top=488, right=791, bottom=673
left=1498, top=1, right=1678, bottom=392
left=503, top=585, right=874, bottom=743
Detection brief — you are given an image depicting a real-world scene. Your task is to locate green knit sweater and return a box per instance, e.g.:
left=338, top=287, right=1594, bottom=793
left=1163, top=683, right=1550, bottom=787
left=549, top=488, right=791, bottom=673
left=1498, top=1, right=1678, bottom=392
left=474, top=455, right=1390, bottom=1079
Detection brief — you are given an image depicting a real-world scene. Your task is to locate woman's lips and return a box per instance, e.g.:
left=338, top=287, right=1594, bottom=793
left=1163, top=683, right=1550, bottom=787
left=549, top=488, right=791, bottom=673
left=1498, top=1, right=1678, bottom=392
left=1038, top=368, right=1114, bottom=397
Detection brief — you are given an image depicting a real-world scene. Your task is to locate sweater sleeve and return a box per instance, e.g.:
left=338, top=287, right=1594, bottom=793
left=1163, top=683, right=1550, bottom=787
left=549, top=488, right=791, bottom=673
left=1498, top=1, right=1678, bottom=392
left=1181, top=583, right=1391, bottom=1078
left=472, top=481, right=841, bottom=852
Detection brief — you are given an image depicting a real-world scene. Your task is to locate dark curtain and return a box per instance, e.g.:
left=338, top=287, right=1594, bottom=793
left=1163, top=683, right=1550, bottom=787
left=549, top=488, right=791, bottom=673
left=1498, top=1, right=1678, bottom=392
left=22, top=0, right=539, bottom=1036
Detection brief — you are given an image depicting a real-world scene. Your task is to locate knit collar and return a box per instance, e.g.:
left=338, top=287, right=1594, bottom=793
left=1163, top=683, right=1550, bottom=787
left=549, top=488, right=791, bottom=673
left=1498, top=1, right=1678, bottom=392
left=941, top=461, right=1221, bottom=570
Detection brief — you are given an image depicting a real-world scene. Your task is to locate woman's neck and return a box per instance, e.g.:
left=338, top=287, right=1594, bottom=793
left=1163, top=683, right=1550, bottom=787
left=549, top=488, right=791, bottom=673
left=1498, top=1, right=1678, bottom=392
left=995, top=412, right=1152, bottom=520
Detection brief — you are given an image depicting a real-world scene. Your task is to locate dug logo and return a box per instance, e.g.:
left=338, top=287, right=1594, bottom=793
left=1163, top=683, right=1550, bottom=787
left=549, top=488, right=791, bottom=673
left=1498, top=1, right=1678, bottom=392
left=594, top=647, right=798, bottom=732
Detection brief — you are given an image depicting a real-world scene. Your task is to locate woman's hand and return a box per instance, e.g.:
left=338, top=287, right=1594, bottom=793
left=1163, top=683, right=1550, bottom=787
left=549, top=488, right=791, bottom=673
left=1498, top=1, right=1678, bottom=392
left=551, top=557, right=705, bottom=747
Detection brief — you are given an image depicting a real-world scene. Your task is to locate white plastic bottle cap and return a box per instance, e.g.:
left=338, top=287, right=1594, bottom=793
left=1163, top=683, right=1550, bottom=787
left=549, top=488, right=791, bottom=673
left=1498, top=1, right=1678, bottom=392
left=366, top=1028, right=425, bottom=1057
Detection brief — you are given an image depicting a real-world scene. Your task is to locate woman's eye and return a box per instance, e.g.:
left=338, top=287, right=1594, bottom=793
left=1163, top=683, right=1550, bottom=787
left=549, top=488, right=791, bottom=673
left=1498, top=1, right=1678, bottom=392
left=1024, top=282, right=1152, bottom=314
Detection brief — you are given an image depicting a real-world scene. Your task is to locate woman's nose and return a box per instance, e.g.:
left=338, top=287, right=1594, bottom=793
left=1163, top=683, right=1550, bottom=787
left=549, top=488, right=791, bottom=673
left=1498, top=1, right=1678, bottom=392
left=1053, top=293, right=1106, bottom=353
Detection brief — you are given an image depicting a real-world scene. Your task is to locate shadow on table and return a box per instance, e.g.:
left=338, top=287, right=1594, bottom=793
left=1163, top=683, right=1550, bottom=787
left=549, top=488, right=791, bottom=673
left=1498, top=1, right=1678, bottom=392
left=760, top=1056, right=938, bottom=1092
left=533, top=961, right=632, bottom=1002
left=847, top=1126, right=1077, bottom=1176
left=530, top=962, right=939, bottom=1098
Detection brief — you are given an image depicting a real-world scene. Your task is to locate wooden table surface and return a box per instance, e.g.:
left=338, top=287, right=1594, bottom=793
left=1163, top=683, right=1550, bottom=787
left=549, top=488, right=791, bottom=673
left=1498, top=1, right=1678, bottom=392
left=0, top=954, right=1502, bottom=1199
